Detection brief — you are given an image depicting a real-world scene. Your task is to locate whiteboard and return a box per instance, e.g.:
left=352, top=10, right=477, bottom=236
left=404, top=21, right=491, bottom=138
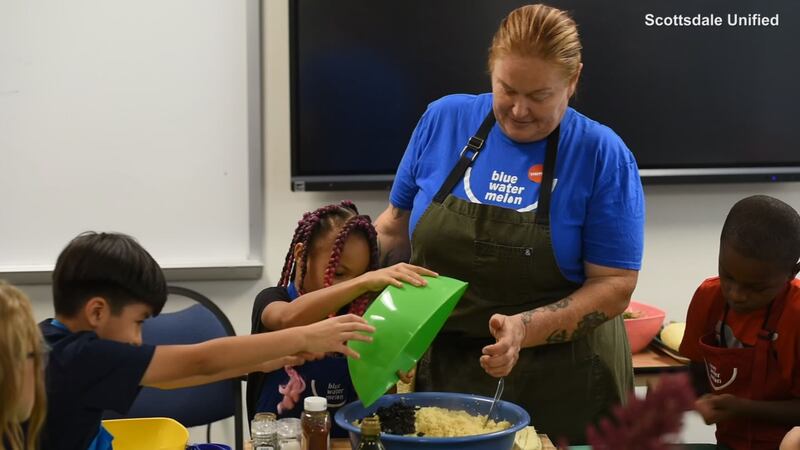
left=0, top=0, right=263, bottom=282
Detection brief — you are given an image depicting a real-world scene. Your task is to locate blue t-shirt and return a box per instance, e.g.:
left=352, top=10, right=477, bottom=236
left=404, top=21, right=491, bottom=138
left=40, top=319, right=156, bottom=450
left=390, top=93, right=644, bottom=283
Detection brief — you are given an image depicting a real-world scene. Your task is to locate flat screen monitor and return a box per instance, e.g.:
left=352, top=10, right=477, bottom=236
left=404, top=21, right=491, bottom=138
left=290, top=0, right=800, bottom=191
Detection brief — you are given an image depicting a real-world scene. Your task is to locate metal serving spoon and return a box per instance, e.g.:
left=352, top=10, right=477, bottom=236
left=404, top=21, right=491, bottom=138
left=484, top=376, right=505, bottom=427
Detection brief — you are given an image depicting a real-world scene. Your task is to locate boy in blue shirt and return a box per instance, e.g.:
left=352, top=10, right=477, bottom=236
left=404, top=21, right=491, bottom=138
left=39, top=231, right=374, bottom=450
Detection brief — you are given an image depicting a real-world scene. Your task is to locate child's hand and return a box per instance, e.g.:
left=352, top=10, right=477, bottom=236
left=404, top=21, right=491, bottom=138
left=359, top=263, right=438, bottom=292
left=695, top=393, right=742, bottom=424
left=301, top=314, right=374, bottom=359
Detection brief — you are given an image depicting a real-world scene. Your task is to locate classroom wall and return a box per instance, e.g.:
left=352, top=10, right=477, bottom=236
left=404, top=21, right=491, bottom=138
left=20, top=0, right=800, bottom=445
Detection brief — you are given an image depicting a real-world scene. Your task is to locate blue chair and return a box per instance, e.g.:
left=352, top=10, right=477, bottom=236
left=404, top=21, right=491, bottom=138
left=104, top=286, right=244, bottom=450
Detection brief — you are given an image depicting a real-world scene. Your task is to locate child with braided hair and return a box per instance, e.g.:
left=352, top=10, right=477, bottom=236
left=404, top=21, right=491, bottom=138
left=246, top=201, right=436, bottom=436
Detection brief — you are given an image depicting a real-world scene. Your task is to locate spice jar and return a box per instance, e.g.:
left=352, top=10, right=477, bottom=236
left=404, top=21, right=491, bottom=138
left=300, top=396, right=330, bottom=450
left=252, top=412, right=278, bottom=450
left=277, top=417, right=302, bottom=450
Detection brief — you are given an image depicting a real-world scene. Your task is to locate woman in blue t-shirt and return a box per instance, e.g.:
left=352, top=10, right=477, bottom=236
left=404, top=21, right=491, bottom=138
left=375, top=4, right=644, bottom=444
left=246, top=201, right=434, bottom=437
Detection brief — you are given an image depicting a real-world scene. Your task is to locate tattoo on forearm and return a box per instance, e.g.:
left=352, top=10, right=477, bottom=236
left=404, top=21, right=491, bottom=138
left=520, top=297, right=608, bottom=345
left=546, top=329, right=568, bottom=344
left=570, top=311, right=608, bottom=340
left=521, top=296, right=572, bottom=331
left=542, top=296, right=574, bottom=312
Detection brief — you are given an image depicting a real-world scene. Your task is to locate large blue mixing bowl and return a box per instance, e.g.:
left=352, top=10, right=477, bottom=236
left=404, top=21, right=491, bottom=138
left=334, top=392, right=530, bottom=450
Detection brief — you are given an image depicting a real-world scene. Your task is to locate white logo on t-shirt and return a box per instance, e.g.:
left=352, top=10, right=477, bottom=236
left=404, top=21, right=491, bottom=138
left=464, top=167, right=557, bottom=212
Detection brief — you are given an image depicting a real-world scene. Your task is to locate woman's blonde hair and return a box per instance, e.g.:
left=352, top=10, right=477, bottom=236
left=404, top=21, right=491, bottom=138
left=0, top=281, right=46, bottom=450
left=489, top=4, right=582, bottom=80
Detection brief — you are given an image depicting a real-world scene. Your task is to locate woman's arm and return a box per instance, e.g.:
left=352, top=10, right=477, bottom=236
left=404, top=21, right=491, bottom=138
left=481, top=262, right=637, bottom=377
left=375, top=205, right=411, bottom=267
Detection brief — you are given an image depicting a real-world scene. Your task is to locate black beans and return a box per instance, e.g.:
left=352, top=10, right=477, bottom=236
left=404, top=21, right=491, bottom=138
left=373, top=402, right=417, bottom=435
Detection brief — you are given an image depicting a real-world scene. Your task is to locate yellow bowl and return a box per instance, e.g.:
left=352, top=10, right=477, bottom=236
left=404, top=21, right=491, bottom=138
left=103, top=417, right=188, bottom=450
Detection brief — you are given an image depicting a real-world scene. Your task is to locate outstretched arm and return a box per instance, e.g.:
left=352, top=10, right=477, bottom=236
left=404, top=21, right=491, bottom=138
left=142, top=314, right=373, bottom=389
left=151, top=354, right=309, bottom=390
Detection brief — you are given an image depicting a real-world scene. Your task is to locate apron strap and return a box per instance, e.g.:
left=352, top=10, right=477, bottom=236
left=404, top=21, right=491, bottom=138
left=432, top=109, right=562, bottom=225
left=433, top=111, right=496, bottom=204
left=535, top=126, right=560, bottom=226
left=752, top=291, right=789, bottom=399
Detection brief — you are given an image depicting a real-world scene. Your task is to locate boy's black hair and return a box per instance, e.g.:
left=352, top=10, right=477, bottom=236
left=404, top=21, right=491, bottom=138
left=721, top=195, right=800, bottom=270
left=52, top=232, right=168, bottom=317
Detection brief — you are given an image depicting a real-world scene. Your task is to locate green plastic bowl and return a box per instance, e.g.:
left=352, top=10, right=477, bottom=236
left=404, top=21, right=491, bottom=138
left=347, top=275, right=468, bottom=407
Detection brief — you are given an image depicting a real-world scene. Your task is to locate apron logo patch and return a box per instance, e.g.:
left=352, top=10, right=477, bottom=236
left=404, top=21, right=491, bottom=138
left=705, top=360, right=738, bottom=390
left=528, top=164, right=543, bottom=183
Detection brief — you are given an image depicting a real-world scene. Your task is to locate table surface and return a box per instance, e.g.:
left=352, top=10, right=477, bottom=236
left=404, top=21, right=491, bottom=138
left=632, top=346, right=688, bottom=371
left=246, top=434, right=556, bottom=449
left=631, top=344, right=690, bottom=387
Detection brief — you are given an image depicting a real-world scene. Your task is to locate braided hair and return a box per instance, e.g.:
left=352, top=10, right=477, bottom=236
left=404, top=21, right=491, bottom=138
left=322, top=214, right=380, bottom=315
left=278, top=201, right=380, bottom=315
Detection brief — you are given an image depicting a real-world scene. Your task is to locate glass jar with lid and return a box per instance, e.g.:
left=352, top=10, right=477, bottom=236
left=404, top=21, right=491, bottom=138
left=251, top=412, right=278, bottom=450
left=276, top=417, right=302, bottom=450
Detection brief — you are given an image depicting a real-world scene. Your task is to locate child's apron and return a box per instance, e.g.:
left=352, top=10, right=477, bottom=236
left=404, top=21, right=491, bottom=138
left=698, top=292, right=793, bottom=450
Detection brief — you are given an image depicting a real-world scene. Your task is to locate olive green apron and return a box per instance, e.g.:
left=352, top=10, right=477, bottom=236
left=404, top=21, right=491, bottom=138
left=411, top=111, right=633, bottom=444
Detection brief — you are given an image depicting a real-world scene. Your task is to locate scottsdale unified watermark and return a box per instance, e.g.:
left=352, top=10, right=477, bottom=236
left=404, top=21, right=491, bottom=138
left=644, top=13, right=780, bottom=27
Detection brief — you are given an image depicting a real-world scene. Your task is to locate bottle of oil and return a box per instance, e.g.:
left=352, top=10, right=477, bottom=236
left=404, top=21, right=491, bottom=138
left=356, top=415, right=385, bottom=450
left=300, top=396, right=330, bottom=450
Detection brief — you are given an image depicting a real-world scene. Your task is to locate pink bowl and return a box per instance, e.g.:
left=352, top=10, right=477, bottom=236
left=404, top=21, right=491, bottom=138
left=622, top=301, right=665, bottom=353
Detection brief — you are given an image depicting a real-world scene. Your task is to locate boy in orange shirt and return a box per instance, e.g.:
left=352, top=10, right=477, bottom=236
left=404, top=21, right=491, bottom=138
left=680, top=195, right=800, bottom=450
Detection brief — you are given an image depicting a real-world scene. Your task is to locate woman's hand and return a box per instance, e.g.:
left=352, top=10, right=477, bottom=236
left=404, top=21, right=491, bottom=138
left=300, top=314, right=375, bottom=358
left=397, top=366, right=416, bottom=384
left=695, top=393, right=743, bottom=424
left=480, top=314, right=526, bottom=377
left=357, top=263, right=438, bottom=292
